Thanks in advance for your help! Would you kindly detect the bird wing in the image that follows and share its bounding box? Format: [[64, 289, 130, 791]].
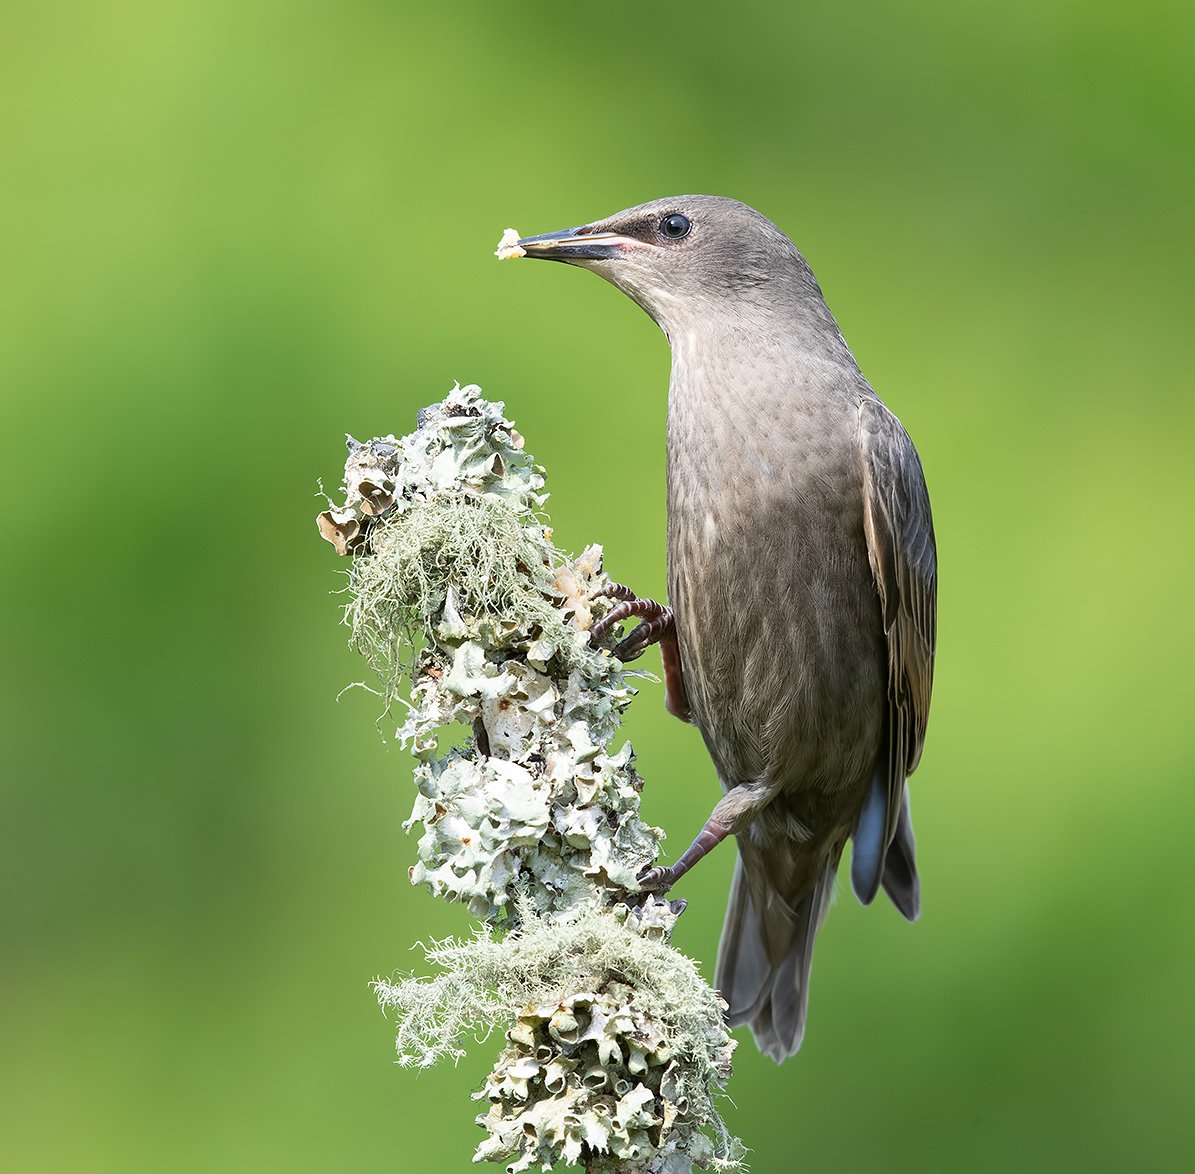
[[858, 396, 937, 856]]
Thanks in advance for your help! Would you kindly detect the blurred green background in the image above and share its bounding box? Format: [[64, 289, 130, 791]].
[[2, 0, 1192, 1170]]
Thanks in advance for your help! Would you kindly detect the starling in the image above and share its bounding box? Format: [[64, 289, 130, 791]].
[[505, 196, 936, 1061]]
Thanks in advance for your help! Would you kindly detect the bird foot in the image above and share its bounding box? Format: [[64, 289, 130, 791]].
[[590, 583, 674, 662], [636, 817, 732, 895], [636, 862, 679, 894]]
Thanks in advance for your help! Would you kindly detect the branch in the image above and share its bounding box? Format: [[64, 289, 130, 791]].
[[317, 383, 744, 1172]]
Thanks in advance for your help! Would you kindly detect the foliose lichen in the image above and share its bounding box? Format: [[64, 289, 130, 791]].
[[318, 383, 742, 1172]]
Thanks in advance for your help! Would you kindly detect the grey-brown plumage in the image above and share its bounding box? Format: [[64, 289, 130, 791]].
[[512, 196, 937, 1061]]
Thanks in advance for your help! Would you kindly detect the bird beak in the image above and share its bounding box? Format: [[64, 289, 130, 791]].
[[517, 225, 645, 263]]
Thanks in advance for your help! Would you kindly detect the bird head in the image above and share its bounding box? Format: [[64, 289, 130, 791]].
[[514, 195, 815, 336]]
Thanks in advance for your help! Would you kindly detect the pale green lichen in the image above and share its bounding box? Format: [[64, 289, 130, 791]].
[[373, 899, 744, 1173], [349, 497, 572, 693], [319, 384, 743, 1172], [322, 383, 663, 919]]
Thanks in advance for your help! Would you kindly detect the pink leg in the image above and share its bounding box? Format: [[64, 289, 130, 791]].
[[591, 582, 692, 723], [638, 817, 731, 894], [659, 630, 692, 723]]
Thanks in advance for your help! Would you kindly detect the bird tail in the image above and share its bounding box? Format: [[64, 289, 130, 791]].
[[715, 851, 838, 1063]]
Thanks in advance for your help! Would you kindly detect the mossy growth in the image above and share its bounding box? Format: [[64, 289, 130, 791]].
[[348, 494, 564, 701], [374, 899, 744, 1173]]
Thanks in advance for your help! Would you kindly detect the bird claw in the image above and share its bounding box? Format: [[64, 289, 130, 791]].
[[636, 862, 678, 894], [590, 583, 674, 663]]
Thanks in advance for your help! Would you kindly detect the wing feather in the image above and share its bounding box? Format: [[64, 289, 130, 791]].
[[858, 397, 937, 857]]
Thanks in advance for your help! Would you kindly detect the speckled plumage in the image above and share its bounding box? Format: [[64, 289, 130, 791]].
[[514, 196, 937, 1062]]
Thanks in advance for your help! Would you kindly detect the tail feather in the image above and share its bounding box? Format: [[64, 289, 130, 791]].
[[715, 857, 770, 1021], [716, 854, 838, 1063]]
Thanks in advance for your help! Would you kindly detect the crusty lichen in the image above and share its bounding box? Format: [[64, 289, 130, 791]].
[[319, 384, 742, 1171]]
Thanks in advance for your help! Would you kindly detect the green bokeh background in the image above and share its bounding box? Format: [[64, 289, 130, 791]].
[[3, 1, 1192, 1170]]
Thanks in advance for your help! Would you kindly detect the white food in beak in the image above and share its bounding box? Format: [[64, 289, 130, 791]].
[[494, 227, 525, 260]]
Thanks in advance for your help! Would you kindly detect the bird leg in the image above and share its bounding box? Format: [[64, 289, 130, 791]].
[[590, 583, 692, 722], [638, 782, 773, 893], [638, 817, 731, 894]]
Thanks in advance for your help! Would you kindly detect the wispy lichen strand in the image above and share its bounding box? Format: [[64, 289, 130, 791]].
[[318, 383, 742, 1172]]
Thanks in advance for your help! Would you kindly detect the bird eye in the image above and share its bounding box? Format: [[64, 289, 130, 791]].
[[659, 213, 691, 240]]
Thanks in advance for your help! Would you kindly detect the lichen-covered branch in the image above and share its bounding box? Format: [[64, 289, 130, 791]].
[[317, 383, 743, 1172]]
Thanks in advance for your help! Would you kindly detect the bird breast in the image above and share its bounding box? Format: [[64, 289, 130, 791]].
[[665, 341, 887, 807]]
